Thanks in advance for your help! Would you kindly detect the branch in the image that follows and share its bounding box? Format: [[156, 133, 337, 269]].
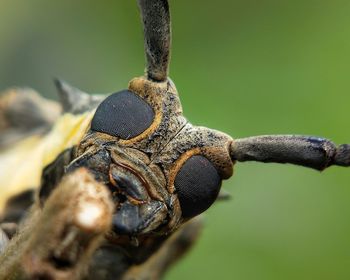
[[0, 168, 113, 280]]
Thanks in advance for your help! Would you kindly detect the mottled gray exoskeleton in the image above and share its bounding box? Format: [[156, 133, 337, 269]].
[[0, 0, 349, 279]]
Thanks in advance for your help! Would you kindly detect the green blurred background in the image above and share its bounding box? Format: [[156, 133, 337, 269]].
[[1, 0, 350, 279]]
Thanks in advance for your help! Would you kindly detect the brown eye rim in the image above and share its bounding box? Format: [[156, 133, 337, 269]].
[[119, 91, 162, 145], [167, 148, 202, 194], [171, 152, 222, 218], [91, 90, 155, 140], [90, 89, 164, 144], [167, 143, 233, 192], [120, 77, 165, 145]]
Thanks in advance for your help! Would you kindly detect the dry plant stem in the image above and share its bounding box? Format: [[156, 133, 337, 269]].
[[0, 168, 114, 280]]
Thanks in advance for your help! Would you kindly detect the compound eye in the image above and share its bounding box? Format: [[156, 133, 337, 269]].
[[174, 155, 221, 218], [91, 90, 154, 140]]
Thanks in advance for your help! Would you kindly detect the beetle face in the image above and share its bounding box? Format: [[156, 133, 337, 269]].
[[68, 76, 235, 237]]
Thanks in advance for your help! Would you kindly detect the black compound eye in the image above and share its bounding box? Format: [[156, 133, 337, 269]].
[[91, 90, 154, 140], [174, 155, 221, 218]]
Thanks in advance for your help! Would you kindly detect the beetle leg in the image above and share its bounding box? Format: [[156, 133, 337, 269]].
[[230, 135, 350, 171], [121, 216, 204, 280]]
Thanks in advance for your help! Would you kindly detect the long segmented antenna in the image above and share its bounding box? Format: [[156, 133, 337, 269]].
[[138, 0, 171, 82], [230, 135, 350, 171]]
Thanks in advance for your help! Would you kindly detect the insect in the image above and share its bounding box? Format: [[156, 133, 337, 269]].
[[0, 0, 349, 279]]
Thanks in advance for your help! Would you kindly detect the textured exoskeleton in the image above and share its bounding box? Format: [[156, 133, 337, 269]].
[[0, 0, 349, 279]]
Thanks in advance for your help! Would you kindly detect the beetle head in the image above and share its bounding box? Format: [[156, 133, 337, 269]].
[[67, 76, 234, 237]]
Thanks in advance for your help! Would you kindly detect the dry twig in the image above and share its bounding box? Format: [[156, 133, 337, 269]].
[[0, 168, 113, 280]]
